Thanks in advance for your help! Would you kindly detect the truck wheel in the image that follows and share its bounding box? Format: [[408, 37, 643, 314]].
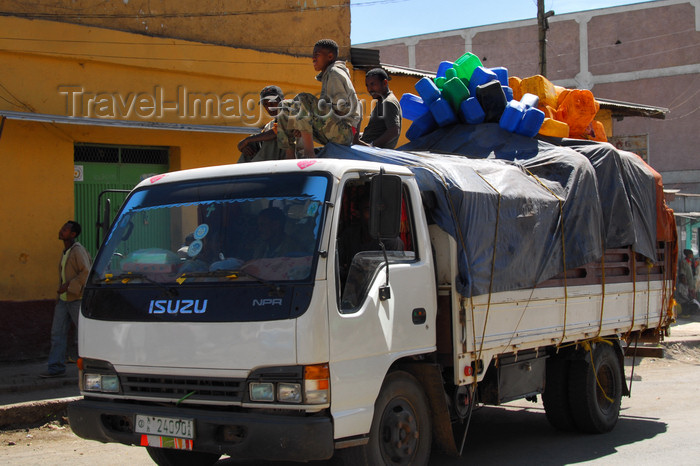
[[145, 447, 220, 466], [567, 343, 623, 433], [542, 356, 575, 431], [340, 371, 432, 465]]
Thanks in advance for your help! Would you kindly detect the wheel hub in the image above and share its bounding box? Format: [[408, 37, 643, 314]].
[[380, 399, 420, 464]]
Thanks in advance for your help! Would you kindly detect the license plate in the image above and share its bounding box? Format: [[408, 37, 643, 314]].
[[135, 415, 194, 440]]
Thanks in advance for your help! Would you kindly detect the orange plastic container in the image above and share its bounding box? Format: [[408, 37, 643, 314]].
[[555, 89, 599, 134], [589, 120, 607, 142], [557, 89, 571, 108], [520, 75, 558, 110], [538, 118, 570, 138], [542, 105, 557, 120], [572, 119, 608, 141], [508, 76, 522, 101], [554, 85, 567, 106]]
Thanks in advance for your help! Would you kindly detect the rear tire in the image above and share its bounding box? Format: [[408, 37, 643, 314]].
[[567, 343, 623, 433], [542, 356, 575, 431], [145, 447, 220, 466], [340, 371, 432, 465]]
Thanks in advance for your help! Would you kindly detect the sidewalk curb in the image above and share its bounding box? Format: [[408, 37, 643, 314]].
[[0, 396, 82, 429], [0, 378, 77, 396]]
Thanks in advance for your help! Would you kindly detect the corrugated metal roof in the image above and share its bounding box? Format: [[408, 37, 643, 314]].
[[597, 98, 668, 120], [380, 64, 436, 79]]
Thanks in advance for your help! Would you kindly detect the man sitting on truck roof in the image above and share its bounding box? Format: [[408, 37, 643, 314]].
[[237, 85, 286, 163], [275, 39, 362, 159], [355, 68, 402, 149]]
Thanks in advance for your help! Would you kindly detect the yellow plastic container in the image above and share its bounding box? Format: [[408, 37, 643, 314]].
[[508, 76, 522, 101], [556, 89, 599, 134], [543, 105, 557, 120], [538, 118, 570, 138], [520, 75, 558, 109]]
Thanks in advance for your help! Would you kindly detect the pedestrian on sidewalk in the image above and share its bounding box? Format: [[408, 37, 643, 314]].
[[41, 221, 91, 378]]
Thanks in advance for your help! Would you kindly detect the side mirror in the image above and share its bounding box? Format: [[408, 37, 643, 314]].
[[369, 170, 402, 240]]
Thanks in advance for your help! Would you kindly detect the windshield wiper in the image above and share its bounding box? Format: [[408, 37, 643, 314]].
[[96, 272, 179, 297], [179, 269, 284, 296]]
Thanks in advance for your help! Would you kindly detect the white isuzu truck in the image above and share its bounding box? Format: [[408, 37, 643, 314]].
[[68, 132, 676, 466]]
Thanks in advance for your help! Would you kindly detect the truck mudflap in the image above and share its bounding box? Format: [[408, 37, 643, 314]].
[[405, 363, 460, 457], [68, 399, 334, 462]]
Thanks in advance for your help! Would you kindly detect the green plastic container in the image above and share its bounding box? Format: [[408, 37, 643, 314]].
[[453, 52, 482, 81], [441, 77, 470, 112]]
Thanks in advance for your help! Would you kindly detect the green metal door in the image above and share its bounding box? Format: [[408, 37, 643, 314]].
[[74, 144, 169, 258]]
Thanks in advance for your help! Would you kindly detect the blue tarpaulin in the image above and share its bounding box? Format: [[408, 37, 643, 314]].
[[318, 123, 657, 298]]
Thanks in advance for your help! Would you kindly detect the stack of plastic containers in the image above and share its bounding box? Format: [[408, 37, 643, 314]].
[[399, 53, 555, 140]]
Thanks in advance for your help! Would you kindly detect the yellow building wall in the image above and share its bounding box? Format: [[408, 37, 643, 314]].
[[0, 119, 252, 301], [0, 1, 351, 57], [0, 14, 426, 301], [0, 15, 364, 302]]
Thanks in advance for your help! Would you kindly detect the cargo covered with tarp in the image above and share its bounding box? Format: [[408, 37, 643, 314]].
[[318, 123, 665, 298]]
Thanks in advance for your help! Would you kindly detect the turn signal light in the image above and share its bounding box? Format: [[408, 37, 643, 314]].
[[304, 363, 330, 404]]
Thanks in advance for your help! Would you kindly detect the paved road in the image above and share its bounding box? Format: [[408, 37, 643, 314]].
[[2, 352, 699, 465]]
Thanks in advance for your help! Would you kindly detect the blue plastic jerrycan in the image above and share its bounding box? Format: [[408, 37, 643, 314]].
[[436, 61, 454, 79], [415, 77, 441, 106], [520, 93, 540, 109], [499, 100, 525, 132], [468, 67, 499, 97], [491, 67, 509, 86], [502, 86, 514, 101], [460, 97, 485, 125], [400, 93, 430, 121], [515, 107, 546, 137], [406, 111, 438, 140], [429, 97, 458, 127]]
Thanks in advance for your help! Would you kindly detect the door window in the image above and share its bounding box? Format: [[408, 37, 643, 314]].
[[336, 180, 416, 312]]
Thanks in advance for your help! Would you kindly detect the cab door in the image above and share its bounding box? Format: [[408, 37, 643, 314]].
[[327, 174, 436, 439]]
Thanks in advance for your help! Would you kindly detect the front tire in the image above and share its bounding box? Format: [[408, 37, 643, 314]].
[[567, 342, 623, 433], [341, 371, 432, 465], [145, 447, 220, 466]]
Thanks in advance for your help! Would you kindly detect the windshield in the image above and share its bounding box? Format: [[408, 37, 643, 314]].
[[91, 172, 330, 286]]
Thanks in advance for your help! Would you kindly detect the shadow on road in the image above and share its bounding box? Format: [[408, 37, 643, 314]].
[[430, 404, 667, 465], [214, 403, 666, 466]]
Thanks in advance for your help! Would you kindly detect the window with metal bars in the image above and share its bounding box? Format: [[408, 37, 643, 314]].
[[74, 143, 169, 164]]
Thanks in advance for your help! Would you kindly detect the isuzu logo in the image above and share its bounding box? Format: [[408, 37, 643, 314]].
[[252, 298, 283, 306], [148, 299, 208, 314]]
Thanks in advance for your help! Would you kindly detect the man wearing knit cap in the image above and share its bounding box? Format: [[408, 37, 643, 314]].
[[237, 85, 286, 163]]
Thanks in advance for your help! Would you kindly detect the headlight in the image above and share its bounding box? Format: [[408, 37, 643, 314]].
[[249, 382, 275, 402], [277, 383, 302, 403], [246, 364, 330, 405], [83, 373, 121, 393]]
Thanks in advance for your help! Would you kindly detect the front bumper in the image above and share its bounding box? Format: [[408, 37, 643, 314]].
[[68, 398, 334, 462]]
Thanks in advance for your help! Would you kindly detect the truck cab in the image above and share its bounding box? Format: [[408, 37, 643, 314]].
[[69, 159, 437, 464]]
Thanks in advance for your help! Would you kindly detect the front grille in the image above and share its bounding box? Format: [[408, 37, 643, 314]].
[[120, 373, 245, 403]]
